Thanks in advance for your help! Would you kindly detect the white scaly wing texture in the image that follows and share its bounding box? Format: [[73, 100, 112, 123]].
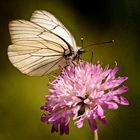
[[8, 10, 77, 76], [31, 10, 77, 52]]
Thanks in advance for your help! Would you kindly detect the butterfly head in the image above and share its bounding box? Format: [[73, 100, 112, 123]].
[[72, 47, 85, 61], [77, 48, 85, 55]]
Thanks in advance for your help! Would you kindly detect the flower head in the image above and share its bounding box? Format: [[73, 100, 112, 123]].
[[41, 62, 129, 135]]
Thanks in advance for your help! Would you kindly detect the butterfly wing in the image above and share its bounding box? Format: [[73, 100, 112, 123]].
[[8, 10, 77, 76], [31, 10, 77, 52]]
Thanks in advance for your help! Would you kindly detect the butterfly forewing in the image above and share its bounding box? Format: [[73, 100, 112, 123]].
[[8, 10, 77, 76], [31, 10, 77, 52]]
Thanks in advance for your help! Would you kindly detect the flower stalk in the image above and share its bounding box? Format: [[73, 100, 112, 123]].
[[94, 131, 98, 140]]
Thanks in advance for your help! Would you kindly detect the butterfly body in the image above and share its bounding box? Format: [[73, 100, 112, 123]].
[[8, 10, 84, 76]]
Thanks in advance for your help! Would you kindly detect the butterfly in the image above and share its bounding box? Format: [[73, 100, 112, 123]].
[[8, 10, 84, 76]]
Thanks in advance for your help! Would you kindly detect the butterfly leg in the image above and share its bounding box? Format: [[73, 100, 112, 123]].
[[91, 51, 93, 63]]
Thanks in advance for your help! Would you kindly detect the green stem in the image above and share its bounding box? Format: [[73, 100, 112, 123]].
[[94, 131, 98, 140]]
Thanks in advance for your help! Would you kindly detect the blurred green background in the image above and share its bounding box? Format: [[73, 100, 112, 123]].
[[0, 0, 140, 140]]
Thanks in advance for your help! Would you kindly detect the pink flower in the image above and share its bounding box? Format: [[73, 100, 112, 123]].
[[40, 62, 129, 135]]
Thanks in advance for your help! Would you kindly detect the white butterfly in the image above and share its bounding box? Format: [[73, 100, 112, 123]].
[[8, 10, 84, 76]]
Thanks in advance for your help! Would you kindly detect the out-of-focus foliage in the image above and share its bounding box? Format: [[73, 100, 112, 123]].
[[0, 0, 139, 140]]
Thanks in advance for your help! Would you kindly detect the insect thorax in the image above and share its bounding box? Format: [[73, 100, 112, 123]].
[[65, 47, 84, 61]]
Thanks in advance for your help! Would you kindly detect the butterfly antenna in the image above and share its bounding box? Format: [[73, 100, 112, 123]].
[[81, 38, 84, 48], [84, 40, 114, 49]]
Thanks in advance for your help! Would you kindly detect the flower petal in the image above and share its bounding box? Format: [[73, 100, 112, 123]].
[[99, 116, 107, 125], [97, 105, 104, 116], [102, 76, 128, 89], [107, 86, 128, 96], [75, 119, 84, 128], [106, 67, 119, 81], [88, 118, 98, 132], [113, 96, 129, 105], [104, 101, 118, 109], [60, 123, 69, 135], [51, 123, 58, 133]]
